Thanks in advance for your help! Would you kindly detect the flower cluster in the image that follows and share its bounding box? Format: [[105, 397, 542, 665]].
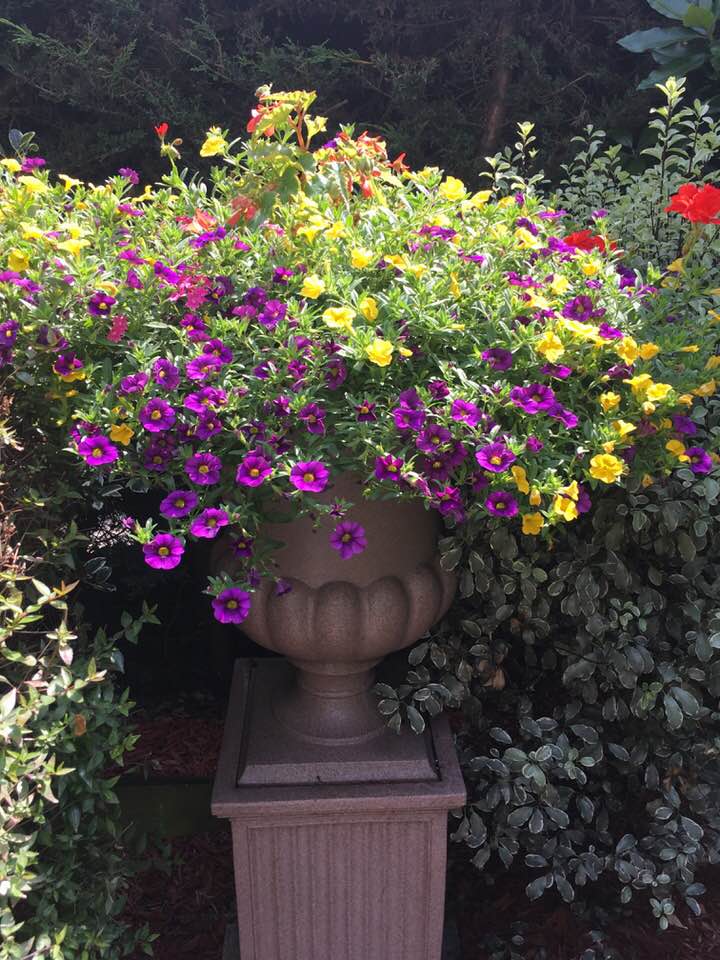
[[2, 87, 717, 622]]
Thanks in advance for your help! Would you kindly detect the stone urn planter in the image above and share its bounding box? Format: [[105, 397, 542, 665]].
[[211, 473, 466, 960]]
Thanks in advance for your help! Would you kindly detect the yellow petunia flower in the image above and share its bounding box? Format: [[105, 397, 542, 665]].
[[296, 215, 328, 242], [300, 274, 325, 299], [589, 454, 624, 484], [450, 273, 462, 298], [694, 379, 717, 397], [514, 227, 541, 250], [613, 420, 636, 437], [550, 275, 570, 295], [325, 221, 345, 240], [666, 439, 686, 458], [641, 474, 654, 488], [0, 158, 20, 173], [679, 344, 699, 353], [199, 127, 228, 157], [678, 393, 693, 405], [706, 355, 720, 370], [627, 373, 652, 396], [466, 190, 492, 208], [639, 343, 660, 360], [602, 441, 616, 453], [642, 401, 656, 416], [529, 487, 542, 507], [536, 331, 565, 364], [497, 196, 516, 209], [358, 296, 379, 321], [350, 247, 374, 269], [511, 465, 530, 494], [405, 263, 428, 279], [522, 513, 545, 535], [438, 176, 467, 202], [18, 175, 48, 194], [365, 338, 394, 367], [58, 173, 82, 190], [398, 346, 413, 357], [322, 306, 356, 332], [615, 336, 639, 365], [20, 222, 44, 240], [599, 391, 620, 412], [581, 259, 601, 277], [7, 249, 29, 272], [666, 258, 685, 273], [109, 423, 134, 446], [553, 481, 580, 521], [56, 238, 90, 256], [645, 382, 672, 402]]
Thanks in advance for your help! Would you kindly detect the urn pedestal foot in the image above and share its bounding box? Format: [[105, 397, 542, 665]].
[[212, 659, 466, 960]]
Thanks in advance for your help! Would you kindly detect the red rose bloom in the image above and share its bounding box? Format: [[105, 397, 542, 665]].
[[665, 183, 720, 224]]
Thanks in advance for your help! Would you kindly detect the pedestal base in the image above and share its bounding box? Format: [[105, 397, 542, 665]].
[[212, 659, 466, 960]]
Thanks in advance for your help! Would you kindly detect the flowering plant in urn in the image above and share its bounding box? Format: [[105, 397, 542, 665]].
[[2, 86, 718, 634]]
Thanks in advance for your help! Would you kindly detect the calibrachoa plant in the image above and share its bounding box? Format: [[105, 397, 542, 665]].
[[2, 87, 719, 623]]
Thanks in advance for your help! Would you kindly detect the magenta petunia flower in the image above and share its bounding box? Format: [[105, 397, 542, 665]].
[[330, 521, 367, 559], [186, 354, 222, 381], [355, 400, 377, 422], [451, 399, 481, 427], [433, 486, 465, 522], [185, 451, 222, 485], [289, 460, 329, 492], [118, 166, 140, 184], [685, 447, 713, 475], [139, 397, 176, 432], [212, 588, 251, 624], [562, 295, 593, 322], [475, 442, 516, 473], [159, 490, 198, 519], [77, 435, 119, 466], [152, 358, 181, 390], [509, 384, 556, 414], [258, 299, 288, 330], [485, 491, 519, 517], [526, 436, 544, 453], [598, 322, 624, 340], [482, 348, 513, 372], [202, 338, 233, 365], [118, 371, 148, 394], [143, 533, 184, 570], [416, 424, 452, 453], [428, 379, 450, 400], [298, 403, 326, 435], [189, 507, 230, 539], [235, 453, 273, 487], [88, 291, 117, 316], [184, 386, 227, 414], [375, 454, 404, 482], [548, 403, 579, 429], [541, 363, 573, 379]]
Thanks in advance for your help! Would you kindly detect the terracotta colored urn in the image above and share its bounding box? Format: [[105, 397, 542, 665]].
[[213, 473, 457, 748]]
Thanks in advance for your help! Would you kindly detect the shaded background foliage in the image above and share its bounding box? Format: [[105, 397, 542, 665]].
[[0, 0, 667, 183]]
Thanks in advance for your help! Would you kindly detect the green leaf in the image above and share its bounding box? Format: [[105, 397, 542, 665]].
[[647, 0, 692, 20], [683, 4, 716, 32], [618, 26, 698, 52], [638, 52, 709, 86]]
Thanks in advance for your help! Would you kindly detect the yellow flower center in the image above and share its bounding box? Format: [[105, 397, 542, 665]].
[[92, 447, 102, 458], [341, 533, 352, 543], [151, 410, 162, 420], [250, 468, 260, 477], [227, 599, 238, 609], [199, 465, 209, 474], [158, 546, 170, 557], [303, 472, 315, 483], [490, 456, 502, 465]]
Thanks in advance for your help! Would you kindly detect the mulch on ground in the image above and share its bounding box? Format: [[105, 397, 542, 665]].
[[122, 713, 720, 960]]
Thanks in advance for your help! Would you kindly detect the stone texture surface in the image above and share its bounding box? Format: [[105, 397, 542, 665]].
[[212, 659, 466, 960]]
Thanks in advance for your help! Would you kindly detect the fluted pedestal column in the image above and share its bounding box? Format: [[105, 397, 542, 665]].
[[212, 659, 465, 960]]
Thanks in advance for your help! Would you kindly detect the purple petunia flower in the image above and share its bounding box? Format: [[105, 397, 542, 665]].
[[88, 291, 117, 317], [272, 266, 294, 284], [475, 442, 516, 473], [433, 486, 466, 523], [393, 405, 425, 432], [185, 451, 222, 485], [152, 358, 180, 390], [562, 295, 593, 323], [423, 455, 452, 482], [77, 435, 118, 466], [355, 401, 377, 422], [126, 268, 144, 290], [190, 507, 230, 539], [243, 286, 268, 309], [118, 167, 140, 184], [52, 352, 84, 377], [428, 379, 450, 400], [598, 322, 624, 340], [685, 447, 713, 475], [526, 436, 544, 453], [202, 338, 233, 365], [606, 364, 632, 381], [186, 354, 222, 381], [258, 299, 288, 330], [548, 403, 579, 429], [159, 490, 198, 519], [451, 399, 481, 427], [212, 588, 251, 624], [235, 452, 273, 487], [184, 386, 227, 414], [143, 443, 173, 472], [672, 415, 697, 436], [180, 313, 209, 341], [484, 491, 519, 517], [298, 403, 325, 435], [540, 363, 573, 379], [0, 319, 19, 346], [230, 535, 254, 558], [482, 348, 513, 372], [195, 411, 223, 439], [509, 384, 556, 414], [139, 397, 176, 433], [375, 454, 404, 482], [416, 424, 452, 453], [143, 533, 184, 570], [289, 460, 329, 493], [325, 358, 347, 390], [330, 521, 367, 559]]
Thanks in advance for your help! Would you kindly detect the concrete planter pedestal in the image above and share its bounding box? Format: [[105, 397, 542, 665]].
[[212, 659, 465, 960], [211, 474, 465, 958]]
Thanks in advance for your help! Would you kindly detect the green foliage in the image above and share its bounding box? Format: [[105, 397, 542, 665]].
[[619, 0, 720, 90], [0, 576, 157, 959], [0, 0, 656, 182]]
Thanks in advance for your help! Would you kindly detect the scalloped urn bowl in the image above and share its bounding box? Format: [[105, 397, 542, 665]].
[[212, 474, 457, 746]]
